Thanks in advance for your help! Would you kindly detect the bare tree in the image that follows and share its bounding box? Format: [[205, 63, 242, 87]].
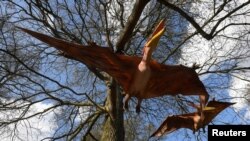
[[1, 0, 250, 141]]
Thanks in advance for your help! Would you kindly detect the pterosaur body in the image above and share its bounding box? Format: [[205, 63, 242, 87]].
[[151, 100, 234, 137], [18, 20, 209, 114]]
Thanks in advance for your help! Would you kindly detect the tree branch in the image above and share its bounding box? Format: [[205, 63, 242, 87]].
[[199, 66, 250, 75], [210, 0, 250, 36], [116, 0, 150, 53], [158, 0, 213, 40], [158, 0, 250, 40]]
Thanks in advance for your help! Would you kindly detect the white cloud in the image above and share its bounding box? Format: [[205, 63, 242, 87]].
[[0, 102, 57, 141]]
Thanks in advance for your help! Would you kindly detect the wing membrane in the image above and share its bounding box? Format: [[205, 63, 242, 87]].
[[151, 100, 234, 137], [17, 27, 133, 88]]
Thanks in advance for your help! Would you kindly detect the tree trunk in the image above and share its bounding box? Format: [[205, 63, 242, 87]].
[[101, 77, 124, 141]]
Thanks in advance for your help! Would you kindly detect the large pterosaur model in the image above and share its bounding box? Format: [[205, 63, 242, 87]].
[[17, 20, 209, 121], [151, 100, 234, 137]]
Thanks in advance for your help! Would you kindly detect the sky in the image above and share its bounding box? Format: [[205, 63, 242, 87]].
[[1, 1, 250, 141]]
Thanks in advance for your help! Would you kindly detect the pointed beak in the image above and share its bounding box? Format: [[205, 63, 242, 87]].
[[145, 20, 166, 48]]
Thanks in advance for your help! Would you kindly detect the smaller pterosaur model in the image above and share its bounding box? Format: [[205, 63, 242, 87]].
[[17, 20, 209, 122], [150, 100, 235, 137]]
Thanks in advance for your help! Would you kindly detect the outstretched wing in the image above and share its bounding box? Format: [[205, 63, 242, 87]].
[[151, 100, 234, 137], [150, 114, 195, 137], [17, 27, 134, 88]]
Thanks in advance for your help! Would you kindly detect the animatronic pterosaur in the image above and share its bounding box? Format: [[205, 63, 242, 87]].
[[17, 20, 209, 119], [151, 100, 234, 137]]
